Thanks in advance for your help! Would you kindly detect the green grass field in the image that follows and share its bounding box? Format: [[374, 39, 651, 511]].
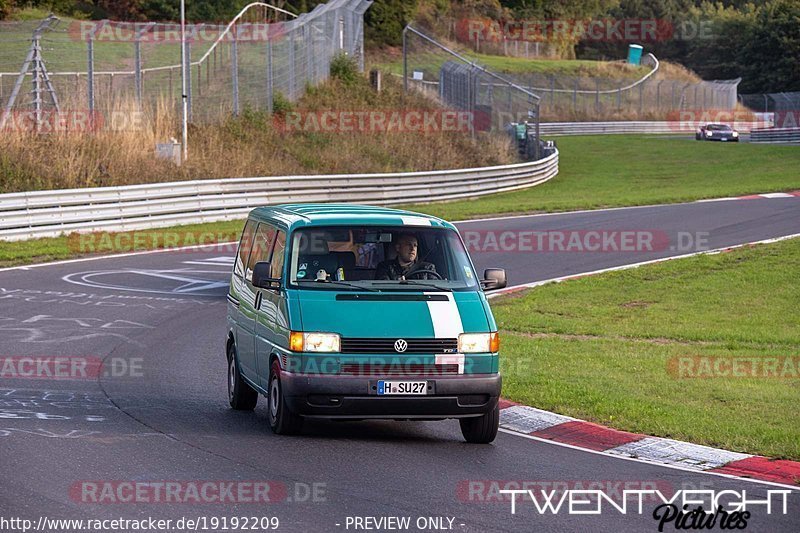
[[495, 238, 800, 460], [408, 135, 800, 220]]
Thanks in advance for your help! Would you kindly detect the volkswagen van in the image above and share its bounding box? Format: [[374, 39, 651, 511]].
[[225, 204, 506, 443]]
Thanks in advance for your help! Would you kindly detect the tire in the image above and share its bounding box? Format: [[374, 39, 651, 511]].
[[459, 403, 499, 444], [267, 360, 303, 435], [228, 344, 258, 410]]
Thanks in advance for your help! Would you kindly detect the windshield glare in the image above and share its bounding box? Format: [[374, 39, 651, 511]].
[[288, 226, 479, 291]]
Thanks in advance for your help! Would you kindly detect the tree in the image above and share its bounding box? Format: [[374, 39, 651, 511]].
[[0, 0, 13, 20], [365, 0, 419, 47], [738, 0, 800, 92]]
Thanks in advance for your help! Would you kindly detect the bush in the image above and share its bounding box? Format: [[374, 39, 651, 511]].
[[272, 92, 293, 115], [329, 54, 360, 85], [0, 0, 12, 19]]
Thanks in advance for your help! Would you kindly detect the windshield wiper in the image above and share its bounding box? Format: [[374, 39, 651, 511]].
[[299, 279, 380, 292], [395, 280, 452, 292]]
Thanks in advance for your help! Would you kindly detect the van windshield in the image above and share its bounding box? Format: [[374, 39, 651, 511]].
[[288, 226, 479, 291]]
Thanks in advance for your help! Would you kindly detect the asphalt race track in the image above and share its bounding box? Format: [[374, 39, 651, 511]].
[[1, 197, 798, 532]]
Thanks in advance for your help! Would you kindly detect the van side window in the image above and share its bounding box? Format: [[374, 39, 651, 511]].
[[246, 223, 277, 282], [234, 220, 257, 279], [271, 231, 286, 279]]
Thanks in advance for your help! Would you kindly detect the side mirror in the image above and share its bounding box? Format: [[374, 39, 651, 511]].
[[252, 261, 281, 290], [481, 268, 507, 291]]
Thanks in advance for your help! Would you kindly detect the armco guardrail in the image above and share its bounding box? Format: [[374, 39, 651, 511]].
[[750, 127, 800, 144], [0, 150, 558, 241], [540, 121, 763, 136]]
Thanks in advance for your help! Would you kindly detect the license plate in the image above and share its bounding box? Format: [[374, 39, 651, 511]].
[[721, 138, 727, 141], [377, 380, 427, 395]]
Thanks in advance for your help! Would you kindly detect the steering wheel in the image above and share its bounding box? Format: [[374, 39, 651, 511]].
[[405, 268, 444, 280]]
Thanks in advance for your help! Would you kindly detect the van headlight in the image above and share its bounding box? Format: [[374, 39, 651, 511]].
[[458, 332, 500, 353], [290, 331, 340, 352]]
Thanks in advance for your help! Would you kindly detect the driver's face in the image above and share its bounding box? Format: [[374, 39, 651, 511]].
[[395, 236, 418, 264]]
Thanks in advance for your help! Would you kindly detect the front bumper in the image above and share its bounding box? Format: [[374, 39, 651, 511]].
[[281, 371, 502, 419]]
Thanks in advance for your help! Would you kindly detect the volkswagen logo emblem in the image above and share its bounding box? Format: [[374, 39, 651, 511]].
[[394, 339, 408, 353]]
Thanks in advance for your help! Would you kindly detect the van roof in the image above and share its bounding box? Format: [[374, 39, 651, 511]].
[[250, 203, 455, 230]]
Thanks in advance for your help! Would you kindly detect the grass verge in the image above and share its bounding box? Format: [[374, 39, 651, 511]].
[[407, 135, 800, 220], [495, 238, 800, 460]]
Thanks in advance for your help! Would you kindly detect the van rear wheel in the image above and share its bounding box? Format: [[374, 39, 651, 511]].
[[227, 345, 257, 410], [459, 403, 499, 444], [268, 360, 303, 435]]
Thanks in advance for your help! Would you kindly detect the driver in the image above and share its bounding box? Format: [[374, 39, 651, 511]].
[[375, 233, 438, 280]]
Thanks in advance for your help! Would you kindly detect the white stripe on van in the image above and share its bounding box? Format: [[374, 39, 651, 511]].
[[436, 354, 465, 374], [425, 292, 463, 339]]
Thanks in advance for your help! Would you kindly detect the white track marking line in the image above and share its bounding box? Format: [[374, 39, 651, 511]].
[[488, 233, 800, 299], [760, 192, 794, 198]]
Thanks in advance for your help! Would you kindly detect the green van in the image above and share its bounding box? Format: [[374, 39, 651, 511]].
[[225, 204, 507, 443]]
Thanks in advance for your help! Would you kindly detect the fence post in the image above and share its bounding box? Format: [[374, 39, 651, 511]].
[[289, 27, 296, 99], [656, 80, 663, 110], [87, 37, 94, 118], [305, 23, 312, 85], [639, 80, 644, 115], [134, 38, 142, 110], [402, 27, 408, 93], [266, 37, 273, 113], [595, 78, 600, 111], [617, 84, 621, 112], [671, 82, 676, 108], [232, 26, 239, 116], [573, 78, 578, 113], [185, 40, 192, 122]]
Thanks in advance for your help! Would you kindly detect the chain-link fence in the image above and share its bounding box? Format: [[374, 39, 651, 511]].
[[401, 24, 740, 122], [402, 25, 541, 150], [739, 92, 800, 113], [0, 0, 372, 129], [502, 69, 740, 120]]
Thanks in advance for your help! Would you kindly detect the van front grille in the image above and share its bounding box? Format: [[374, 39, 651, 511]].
[[340, 338, 458, 354], [340, 363, 459, 376]]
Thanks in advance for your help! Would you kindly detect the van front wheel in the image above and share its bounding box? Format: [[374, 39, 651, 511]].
[[268, 360, 303, 435], [459, 403, 499, 444], [228, 345, 258, 410]]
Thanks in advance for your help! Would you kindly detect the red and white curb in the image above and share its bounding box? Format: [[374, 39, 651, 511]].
[[697, 190, 800, 202], [498, 400, 800, 487]]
